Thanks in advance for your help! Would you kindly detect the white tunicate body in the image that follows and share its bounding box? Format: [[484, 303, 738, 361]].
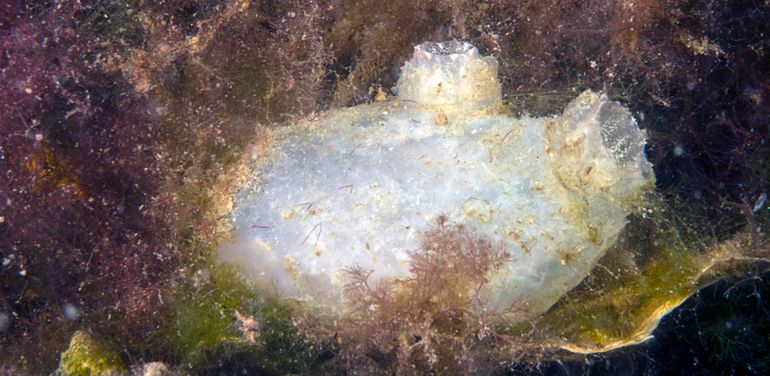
[[220, 42, 654, 318]]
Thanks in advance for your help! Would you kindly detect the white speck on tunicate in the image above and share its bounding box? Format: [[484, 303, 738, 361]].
[[673, 144, 685, 156], [63, 303, 80, 320]]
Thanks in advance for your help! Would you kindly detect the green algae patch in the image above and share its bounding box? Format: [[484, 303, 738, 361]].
[[57, 330, 125, 376], [162, 262, 320, 373], [255, 298, 320, 375], [168, 263, 258, 365]]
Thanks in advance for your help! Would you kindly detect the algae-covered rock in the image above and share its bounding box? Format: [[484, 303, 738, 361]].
[[57, 330, 125, 376]]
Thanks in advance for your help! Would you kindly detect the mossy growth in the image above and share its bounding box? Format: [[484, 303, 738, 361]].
[[217, 55, 270, 118], [256, 298, 319, 374], [176, 297, 321, 375], [56, 330, 125, 376], [81, 0, 145, 51], [161, 262, 321, 374], [166, 263, 258, 365]]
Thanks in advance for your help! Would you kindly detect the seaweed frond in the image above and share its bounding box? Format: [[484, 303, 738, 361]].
[[331, 217, 513, 374]]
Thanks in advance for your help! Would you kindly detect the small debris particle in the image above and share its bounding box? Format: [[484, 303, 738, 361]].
[[754, 193, 767, 212], [63, 303, 80, 320], [375, 87, 388, 102], [433, 111, 448, 125]]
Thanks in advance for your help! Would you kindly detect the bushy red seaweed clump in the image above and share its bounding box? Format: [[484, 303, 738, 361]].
[[326, 219, 513, 374]]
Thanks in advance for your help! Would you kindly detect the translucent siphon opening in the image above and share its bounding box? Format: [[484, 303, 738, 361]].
[[421, 41, 473, 56]]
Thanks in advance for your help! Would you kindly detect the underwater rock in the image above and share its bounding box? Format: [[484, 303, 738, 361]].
[[57, 330, 125, 376], [221, 41, 654, 318]]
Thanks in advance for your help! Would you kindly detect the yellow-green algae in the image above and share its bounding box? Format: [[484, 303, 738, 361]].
[[528, 196, 767, 353], [167, 263, 258, 365], [57, 331, 125, 376], [160, 262, 319, 374]]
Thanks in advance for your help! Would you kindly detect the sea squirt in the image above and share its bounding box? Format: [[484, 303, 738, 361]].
[[220, 41, 655, 319]]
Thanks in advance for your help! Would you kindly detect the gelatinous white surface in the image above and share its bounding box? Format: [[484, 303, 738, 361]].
[[396, 41, 502, 113], [220, 42, 655, 318]]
